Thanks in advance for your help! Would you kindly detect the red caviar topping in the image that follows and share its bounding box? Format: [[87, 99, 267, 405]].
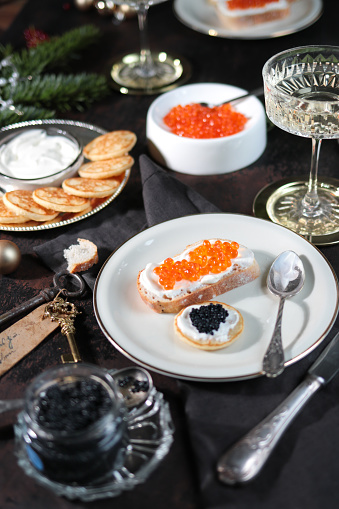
[[227, 0, 280, 9], [154, 240, 239, 290], [163, 103, 248, 139]]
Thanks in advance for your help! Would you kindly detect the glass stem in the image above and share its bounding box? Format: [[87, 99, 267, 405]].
[[302, 137, 322, 213], [137, 4, 156, 78]]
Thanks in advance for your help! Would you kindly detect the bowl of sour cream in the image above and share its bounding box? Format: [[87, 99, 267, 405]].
[[0, 126, 83, 192]]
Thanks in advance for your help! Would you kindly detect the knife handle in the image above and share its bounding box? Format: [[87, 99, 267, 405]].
[[217, 373, 323, 485]]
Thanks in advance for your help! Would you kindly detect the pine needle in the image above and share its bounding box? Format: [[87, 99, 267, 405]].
[[11, 25, 102, 76], [0, 105, 55, 128], [0, 25, 111, 127], [10, 73, 110, 111]]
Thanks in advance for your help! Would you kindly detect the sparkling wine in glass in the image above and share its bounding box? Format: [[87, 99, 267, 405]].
[[110, 0, 190, 95], [262, 45, 339, 238]]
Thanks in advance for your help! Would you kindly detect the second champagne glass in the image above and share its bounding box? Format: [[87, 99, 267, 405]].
[[110, 0, 190, 95], [262, 45, 339, 239]]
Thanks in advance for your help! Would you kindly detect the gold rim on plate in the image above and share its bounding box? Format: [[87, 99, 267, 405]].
[[93, 213, 339, 381]]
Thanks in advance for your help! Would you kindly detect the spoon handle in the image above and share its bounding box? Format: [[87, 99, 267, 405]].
[[0, 398, 24, 415], [226, 86, 264, 105], [200, 86, 264, 108], [262, 296, 286, 377]]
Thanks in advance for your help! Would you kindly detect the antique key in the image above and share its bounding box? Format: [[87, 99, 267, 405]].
[[0, 270, 86, 329], [44, 296, 82, 363]]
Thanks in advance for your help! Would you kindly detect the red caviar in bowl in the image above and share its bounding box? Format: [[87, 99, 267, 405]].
[[153, 240, 239, 290], [163, 103, 248, 139]]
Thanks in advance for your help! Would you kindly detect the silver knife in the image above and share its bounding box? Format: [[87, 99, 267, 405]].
[[217, 330, 339, 485]]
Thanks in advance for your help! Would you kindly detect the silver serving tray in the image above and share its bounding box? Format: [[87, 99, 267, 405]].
[[0, 119, 131, 232]]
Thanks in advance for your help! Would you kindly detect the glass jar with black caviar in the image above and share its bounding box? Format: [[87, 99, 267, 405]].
[[15, 363, 128, 485]]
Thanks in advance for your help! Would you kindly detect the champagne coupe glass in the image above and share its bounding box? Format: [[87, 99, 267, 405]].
[[262, 45, 339, 238], [110, 0, 190, 95]]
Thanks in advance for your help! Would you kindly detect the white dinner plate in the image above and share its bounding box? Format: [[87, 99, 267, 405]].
[[173, 0, 323, 39], [94, 213, 338, 381]]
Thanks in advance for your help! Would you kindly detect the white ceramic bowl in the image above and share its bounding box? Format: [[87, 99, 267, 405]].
[[146, 82, 267, 175], [0, 126, 83, 192]]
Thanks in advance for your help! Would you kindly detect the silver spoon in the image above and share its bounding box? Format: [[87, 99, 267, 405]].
[[0, 367, 153, 415], [262, 251, 305, 378], [111, 366, 153, 408], [200, 86, 263, 108]]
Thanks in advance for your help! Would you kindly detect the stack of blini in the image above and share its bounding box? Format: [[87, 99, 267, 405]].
[[0, 130, 136, 225]]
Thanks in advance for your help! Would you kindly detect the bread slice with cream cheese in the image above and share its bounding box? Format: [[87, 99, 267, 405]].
[[137, 239, 260, 314]]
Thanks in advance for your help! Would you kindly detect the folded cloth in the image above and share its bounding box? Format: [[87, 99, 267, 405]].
[[179, 326, 339, 509], [34, 196, 146, 290], [141, 154, 219, 227], [35, 155, 339, 509], [34, 154, 219, 289]]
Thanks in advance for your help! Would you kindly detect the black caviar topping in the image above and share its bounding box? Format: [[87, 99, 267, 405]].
[[189, 303, 228, 335], [35, 379, 112, 432], [118, 375, 149, 393]]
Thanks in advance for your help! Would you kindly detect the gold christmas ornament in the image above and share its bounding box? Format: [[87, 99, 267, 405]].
[[114, 4, 136, 18], [94, 0, 135, 18], [74, 0, 94, 11], [94, 0, 116, 15], [0, 240, 21, 275]]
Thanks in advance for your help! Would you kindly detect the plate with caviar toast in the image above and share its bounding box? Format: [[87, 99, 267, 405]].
[[0, 120, 135, 231], [174, 0, 323, 40], [94, 213, 338, 381]]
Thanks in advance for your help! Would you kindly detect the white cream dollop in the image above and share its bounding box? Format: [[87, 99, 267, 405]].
[[271, 251, 301, 291], [0, 129, 79, 179], [177, 303, 240, 344], [139, 239, 254, 300]]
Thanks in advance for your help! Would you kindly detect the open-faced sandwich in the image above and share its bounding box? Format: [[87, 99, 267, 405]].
[[137, 239, 260, 314]]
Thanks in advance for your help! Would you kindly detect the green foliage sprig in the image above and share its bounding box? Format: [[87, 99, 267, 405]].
[[10, 25, 103, 75], [11, 73, 109, 112], [0, 105, 55, 127], [0, 25, 111, 128]]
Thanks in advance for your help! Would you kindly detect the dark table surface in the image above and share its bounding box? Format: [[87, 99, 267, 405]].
[[1, 1, 339, 508]]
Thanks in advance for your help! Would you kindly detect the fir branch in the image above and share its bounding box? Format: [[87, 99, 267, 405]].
[[7, 73, 110, 112], [0, 44, 14, 61], [10, 25, 102, 76], [0, 105, 55, 128], [0, 25, 109, 128]]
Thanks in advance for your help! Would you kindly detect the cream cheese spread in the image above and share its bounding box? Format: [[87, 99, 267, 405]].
[[176, 303, 240, 344], [139, 239, 254, 300], [0, 129, 79, 179], [271, 250, 301, 291], [217, 0, 289, 17]]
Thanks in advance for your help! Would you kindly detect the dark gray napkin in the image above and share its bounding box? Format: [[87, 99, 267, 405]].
[[34, 198, 147, 290], [141, 154, 219, 227], [35, 155, 339, 509], [180, 326, 339, 509], [34, 154, 219, 289]]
